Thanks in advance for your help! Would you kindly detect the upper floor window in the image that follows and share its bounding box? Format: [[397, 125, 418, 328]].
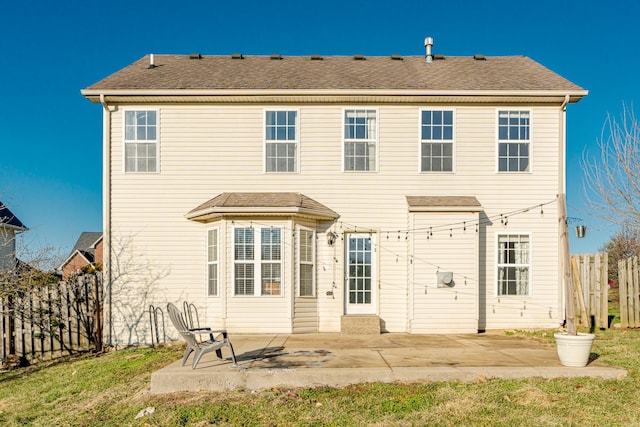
[[207, 229, 218, 296], [344, 109, 377, 171], [498, 110, 530, 172], [234, 227, 282, 296], [265, 110, 297, 173], [497, 234, 530, 296], [124, 110, 157, 173], [421, 110, 454, 172]]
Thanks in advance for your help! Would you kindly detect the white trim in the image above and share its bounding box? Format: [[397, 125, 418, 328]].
[[495, 108, 533, 174], [296, 226, 316, 297], [418, 108, 456, 173], [83, 88, 589, 98], [495, 232, 532, 297], [263, 108, 300, 174], [342, 108, 379, 173], [344, 232, 378, 315], [58, 249, 93, 271], [206, 227, 219, 297], [232, 225, 285, 297], [121, 107, 160, 174]]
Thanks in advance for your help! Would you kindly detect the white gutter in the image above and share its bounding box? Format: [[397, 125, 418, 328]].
[[99, 94, 113, 348], [407, 206, 483, 213], [81, 88, 590, 98]]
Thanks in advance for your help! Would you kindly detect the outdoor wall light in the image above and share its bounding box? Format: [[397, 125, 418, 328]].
[[327, 231, 338, 246], [575, 225, 587, 239]]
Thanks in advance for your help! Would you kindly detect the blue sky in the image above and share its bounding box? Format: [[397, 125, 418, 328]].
[[1, 0, 637, 262]]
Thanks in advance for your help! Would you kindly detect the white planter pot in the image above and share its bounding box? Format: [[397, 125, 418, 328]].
[[554, 332, 596, 367]]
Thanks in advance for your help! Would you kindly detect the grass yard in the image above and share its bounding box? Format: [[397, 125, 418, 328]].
[[1, 328, 639, 426]]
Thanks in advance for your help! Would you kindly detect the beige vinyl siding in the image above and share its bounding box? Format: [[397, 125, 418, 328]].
[[410, 212, 479, 333], [107, 104, 562, 342], [293, 298, 318, 332]]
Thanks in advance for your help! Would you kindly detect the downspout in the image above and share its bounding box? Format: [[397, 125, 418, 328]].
[[560, 94, 570, 192], [558, 94, 570, 328], [100, 94, 113, 348]]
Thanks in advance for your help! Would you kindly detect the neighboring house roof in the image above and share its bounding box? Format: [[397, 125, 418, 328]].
[[406, 196, 483, 212], [82, 54, 587, 103], [0, 202, 26, 231], [187, 192, 340, 222], [59, 232, 103, 271]]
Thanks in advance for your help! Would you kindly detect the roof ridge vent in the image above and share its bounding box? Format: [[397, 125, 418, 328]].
[[189, 53, 202, 59], [310, 54, 323, 60], [434, 54, 445, 60], [231, 53, 244, 59], [270, 54, 282, 60], [473, 54, 486, 60], [353, 54, 365, 60], [390, 54, 403, 60]]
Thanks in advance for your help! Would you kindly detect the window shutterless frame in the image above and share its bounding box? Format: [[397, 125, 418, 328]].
[[419, 108, 456, 173], [342, 108, 379, 172], [206, 227, 219, 296], [297, 227, 316, 297], [122, 108, 160, 173], [233, 226, 284, 296], [496, 109, 532, 173], [263, 108, 300, 173], [495, 232, 532, 296]]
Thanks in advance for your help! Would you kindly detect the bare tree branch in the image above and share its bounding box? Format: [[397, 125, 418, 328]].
[[582, 104, 640, 229]]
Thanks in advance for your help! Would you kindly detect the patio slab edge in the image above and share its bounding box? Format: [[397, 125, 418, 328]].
[[150, 365, 627, 394]]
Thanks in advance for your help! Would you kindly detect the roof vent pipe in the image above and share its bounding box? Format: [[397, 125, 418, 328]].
[[424, 37, 434, 63], [149, 54, 156, 69]]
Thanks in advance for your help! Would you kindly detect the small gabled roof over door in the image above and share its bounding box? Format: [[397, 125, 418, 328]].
[[406, 196, 482, 212]]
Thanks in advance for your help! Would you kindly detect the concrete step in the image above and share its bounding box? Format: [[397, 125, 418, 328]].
[[341, 315, 381, 334]]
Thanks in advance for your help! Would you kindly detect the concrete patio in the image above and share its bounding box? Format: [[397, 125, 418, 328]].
[[150, 332, 627, 393]]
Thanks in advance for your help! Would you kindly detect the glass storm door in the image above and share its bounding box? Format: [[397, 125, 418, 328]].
[[345, 233, 377, 315]]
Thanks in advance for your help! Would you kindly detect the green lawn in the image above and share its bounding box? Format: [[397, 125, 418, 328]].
[[1, 328, 638, 426]]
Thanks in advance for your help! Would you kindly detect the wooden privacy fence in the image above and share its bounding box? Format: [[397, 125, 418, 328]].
[[0, 273, 102, 364], [570, 253, 609, 329], [618, 256, 640, 328]]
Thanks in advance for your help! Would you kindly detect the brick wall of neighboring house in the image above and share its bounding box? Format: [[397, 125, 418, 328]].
[[94, 239, 103, 265], [62, 252, 90, 280]]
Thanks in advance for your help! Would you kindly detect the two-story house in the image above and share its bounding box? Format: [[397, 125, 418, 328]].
[[82, 41, 587, 346], [0, 202, 26, 273]]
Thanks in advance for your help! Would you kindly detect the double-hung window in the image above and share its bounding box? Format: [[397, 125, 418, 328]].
[[498, 110, 530, 172], [234, 227, 283, 296], [265, 110, 297, 172], [298, 229, 315, 297], [344, 109, 377, 171], [421, 110, 454, 172], [497, 234, 530, 296], [124, 110, 158, 173], [207, 229, 219, 296]]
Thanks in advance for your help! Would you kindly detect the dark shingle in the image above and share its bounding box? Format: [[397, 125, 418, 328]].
[[0, 202, 26, 230], [84, 55, 585, 93]]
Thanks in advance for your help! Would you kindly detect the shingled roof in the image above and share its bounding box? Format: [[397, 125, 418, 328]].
[[187, 192, 339, 222], [406, 196, 483, 212], [0, 202, 26, 230], [82, 54, 586, 101]]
